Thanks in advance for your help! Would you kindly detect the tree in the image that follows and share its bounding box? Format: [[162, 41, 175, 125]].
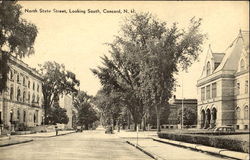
[[46, 102, 69, 125], [93, 89, 124, 128], [0, 1, 38, 92], [177, 107, 197, 126], [74, 91, 98, 130], [92, 12, 205, 132], [39, 61, 80, 124]]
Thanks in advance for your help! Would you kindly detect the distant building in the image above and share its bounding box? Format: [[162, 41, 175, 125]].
[[0, 55, 44, 132], [197, 30, 249, 130], [59, 94, 75, 129], [162, 96, 197, 129]]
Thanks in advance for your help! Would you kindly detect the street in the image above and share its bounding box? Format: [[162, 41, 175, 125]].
[[0, 127, 235, 160], [0, 128, 151, 160]]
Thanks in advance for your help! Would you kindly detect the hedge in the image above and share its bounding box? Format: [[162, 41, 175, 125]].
[[158, 132, 249, 153]]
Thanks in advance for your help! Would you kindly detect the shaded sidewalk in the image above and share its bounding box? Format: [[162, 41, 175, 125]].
[[0, 130, 75, 147], [115, 130, 249, 160]]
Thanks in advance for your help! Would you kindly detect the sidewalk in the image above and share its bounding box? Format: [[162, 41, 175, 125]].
[[115, 130, 249, 160], [0, 136, 33, 147], [15, 130, 75, 138], [0, 130, 75, 147]]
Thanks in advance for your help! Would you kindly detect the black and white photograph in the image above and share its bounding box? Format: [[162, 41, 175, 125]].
[[0, 1, 249, 160]]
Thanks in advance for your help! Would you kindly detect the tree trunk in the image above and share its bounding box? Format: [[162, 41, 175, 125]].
[[156, 110, 161, 132], [127, 112, 130, 130], [134, 123, 137, 131]]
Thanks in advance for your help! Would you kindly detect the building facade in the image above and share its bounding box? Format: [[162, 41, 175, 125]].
[[197, 30, 249, 130], [59, 94, 74, 129], [0, 55, 44, 132], [163, 96, 197, 129]]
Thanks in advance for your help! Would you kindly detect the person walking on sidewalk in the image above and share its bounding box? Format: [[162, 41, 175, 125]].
[[55, 125, 58, 136]]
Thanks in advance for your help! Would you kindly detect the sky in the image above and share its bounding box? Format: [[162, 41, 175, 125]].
[[19, 1, 249, 98]]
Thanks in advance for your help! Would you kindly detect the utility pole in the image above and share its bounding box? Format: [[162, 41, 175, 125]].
[[181, 75, 184, 129]]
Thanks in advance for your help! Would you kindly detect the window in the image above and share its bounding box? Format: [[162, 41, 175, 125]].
[[32, 94, 35, 103], [23, 77, 26, 86], [23, 91, 26, 102], [244, 106, 249, 119], [206, 61, 211, 76], [10, 87, 14, 100], [212, 83, 217, 98], [245, 80, 248, 94], [28, 81, 30, 88], [33, 82, 35, 90], [37, 95, 40, 104], [206, 85, 211, 99], [37, 85, 39, 92], [9, 70, 13, 80], [240, 59, 245, 71], [17, 109, 20, 120], [17, 73, 20, 83], [201, 87, 205, 101], [28, 92, 30, 102], [23, 111, 26, 122], [236, 107, 241, 119], [17, 88, 21, 101]]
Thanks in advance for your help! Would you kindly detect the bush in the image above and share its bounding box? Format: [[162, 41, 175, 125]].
[[158, 133, 249, 153]]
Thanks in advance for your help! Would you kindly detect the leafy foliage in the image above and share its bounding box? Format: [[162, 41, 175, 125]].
[[46, 102, 69, 125], [39, 61, 80, 124], [0, 1, 38, 92], [177, 106, 197, 126], [92, 12, 206, 131], [74, 91, 98, 129]]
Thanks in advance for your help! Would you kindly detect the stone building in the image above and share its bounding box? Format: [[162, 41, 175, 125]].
[[0, 55, 44, 132], [162, 96, 197, 129], [197, 30, 249, 130], [59, 94, 74, 129]]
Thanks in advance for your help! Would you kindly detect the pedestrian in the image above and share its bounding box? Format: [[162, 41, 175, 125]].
[[55, 125, 58, 136]]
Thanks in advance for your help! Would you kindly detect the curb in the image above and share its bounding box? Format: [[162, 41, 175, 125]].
[[0, 139, 33, 147], [126, 140, 165, 160], [153, 138, 249, 160]]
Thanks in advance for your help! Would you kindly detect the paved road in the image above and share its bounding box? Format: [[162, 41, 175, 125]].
[[0, 129, 151, 160]]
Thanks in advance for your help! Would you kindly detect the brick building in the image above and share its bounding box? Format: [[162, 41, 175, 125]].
[[197, 30, 249, 130], [0, 55, 44, 133], [162, 96, 197, 129]]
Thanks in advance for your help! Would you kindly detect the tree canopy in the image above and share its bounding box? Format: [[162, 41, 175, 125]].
[[92, 12, 206, 131], [39, 61, 80, 124], [0, 1, 38, 92]]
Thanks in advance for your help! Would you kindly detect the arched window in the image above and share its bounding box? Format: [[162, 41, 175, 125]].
[[33, 82, 35, 90], [236, 107, 241, 119], [28, 81, 30, 88], [34, 114, 36, 123], [240, 59, 245, 71], [244, 106, 249, 119], [206, 61, 211, 76]]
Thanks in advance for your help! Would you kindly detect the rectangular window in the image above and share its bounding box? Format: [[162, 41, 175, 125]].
[[245, 80, 248, 94], [201, 87, 205, 101], [206, 85, 211, 99], [212, 83, 217, 98]]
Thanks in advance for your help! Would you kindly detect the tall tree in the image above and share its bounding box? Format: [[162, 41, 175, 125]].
[[0, 1, 38, 92], [177, 106, 197, 126], [139, 16, 205, 132], [74, 91, 98, 130], [92, 12, 205, 132], [39, 61, 80, 124], [46, 101, 69, 125]]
